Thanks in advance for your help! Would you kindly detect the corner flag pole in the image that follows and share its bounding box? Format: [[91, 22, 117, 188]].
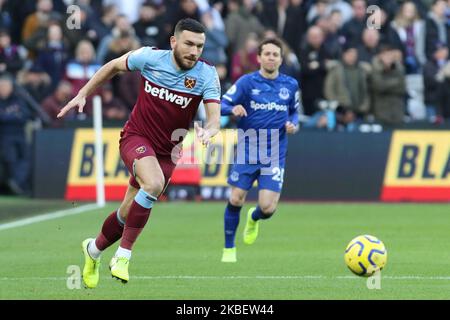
[[93, 96, 105, 208]]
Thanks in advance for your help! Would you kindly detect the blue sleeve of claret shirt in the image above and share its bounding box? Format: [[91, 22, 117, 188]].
[[221, 77, 247, 116], [127, 47, 154, 71], [203, 67, 221, 102], [288, 82, 301, 126]]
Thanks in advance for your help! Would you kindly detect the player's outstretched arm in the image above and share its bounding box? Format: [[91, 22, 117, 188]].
[[196, 102, 221, 147], [57, 51, 132, 118]]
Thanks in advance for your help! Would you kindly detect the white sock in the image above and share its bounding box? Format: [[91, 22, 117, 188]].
[[88, 240, 102, 260], [115, 246, 132, 260]]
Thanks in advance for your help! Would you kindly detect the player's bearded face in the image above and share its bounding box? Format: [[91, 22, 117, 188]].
[[172, 31, 205, 70]]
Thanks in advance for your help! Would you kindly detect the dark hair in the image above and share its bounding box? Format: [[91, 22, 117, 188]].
[[0, 72, 14, 83], [174, 18, 205, 36], [377, 43, 393, 54], [0, 28, 10, 37], [258, 38, 283, 56]]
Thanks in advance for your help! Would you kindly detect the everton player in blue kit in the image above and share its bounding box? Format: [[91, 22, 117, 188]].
[[221, 38, 300, 263]]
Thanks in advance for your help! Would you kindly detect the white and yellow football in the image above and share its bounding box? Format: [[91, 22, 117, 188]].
[[344, 235, 387, 277]]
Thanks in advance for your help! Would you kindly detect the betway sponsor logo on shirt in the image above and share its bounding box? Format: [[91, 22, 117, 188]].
[[250, 100, 288, 112], [144, 80, 192, 108]]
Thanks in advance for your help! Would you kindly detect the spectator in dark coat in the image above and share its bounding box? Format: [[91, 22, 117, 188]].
[[101, 84, 129, 121], [369, 45, 406, 125], [117, 71, 140, 111], [16, 64, 52, 103], [283, 0, 308, 55], [341, 0, 368, 46], [299, 26, 334, 115], [132, 1, 167, 48], [41, 80, 73, 127], [324, 44, 370, 118], [0, 0, 12, 34], [425, 0, 448, 61], [357, 28, 380, 63], [0, 29, 23, 76], [35, 23, 69, 91], [0, 74, 32, 195], [423, 43, 450, 121]]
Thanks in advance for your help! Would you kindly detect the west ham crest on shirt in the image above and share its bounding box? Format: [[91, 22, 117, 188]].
[[135, 146, 147, 154], [184, 76, 197, 89]]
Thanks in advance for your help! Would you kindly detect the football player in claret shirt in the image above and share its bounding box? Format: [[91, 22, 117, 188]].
[[57, 18, 221, 287], [220, 38, 300, 263]]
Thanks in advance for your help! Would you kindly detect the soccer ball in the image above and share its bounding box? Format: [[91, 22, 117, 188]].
[[344, 235, 387, 277]]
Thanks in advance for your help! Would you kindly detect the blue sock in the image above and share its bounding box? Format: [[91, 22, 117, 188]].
[[224, 202, 242, 248], [251, 206, 273, 221]]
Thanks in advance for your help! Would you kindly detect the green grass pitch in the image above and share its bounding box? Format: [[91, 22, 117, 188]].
[[1, 200, 450, 299]]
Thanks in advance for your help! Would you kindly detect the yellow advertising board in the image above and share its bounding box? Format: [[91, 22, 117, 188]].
[[65, 129, 237, 200], [381, 131, 450, 201]]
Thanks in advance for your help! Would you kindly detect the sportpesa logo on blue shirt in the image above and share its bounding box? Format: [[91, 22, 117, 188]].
[[250, 101, 288, 111]]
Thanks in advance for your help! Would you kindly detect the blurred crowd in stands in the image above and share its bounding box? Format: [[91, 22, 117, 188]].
[[1, 0, 450, 194]]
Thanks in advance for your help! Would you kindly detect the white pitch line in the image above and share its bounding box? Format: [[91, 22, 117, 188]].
[[0, 203, 99, 231], [2, 275, 450, 281]]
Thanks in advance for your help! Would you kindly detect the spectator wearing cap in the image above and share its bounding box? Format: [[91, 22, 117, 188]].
[[369, 45, 406, 125], [0, 29, 24, 76], [423, 42, 450, 122], [425, 0, 448, 61], [324, 43, 370, 120], [0, 73, 32, 195]]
